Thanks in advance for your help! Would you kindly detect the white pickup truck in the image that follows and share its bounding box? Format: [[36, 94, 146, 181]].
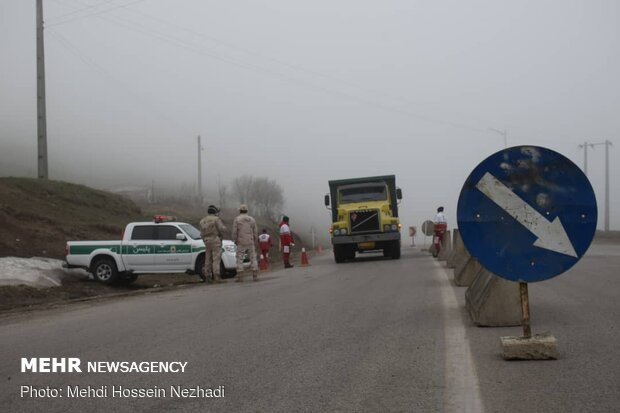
[[64, 217, 244, 284]]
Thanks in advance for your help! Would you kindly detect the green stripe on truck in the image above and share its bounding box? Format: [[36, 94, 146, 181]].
[[70, 244, 203, 255], [69, 245, 121, 255]]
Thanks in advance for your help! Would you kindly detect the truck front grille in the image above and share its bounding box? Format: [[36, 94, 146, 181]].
[[349, 209, 380, 234]]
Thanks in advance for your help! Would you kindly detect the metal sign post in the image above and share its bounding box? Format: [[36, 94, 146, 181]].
[[408, 226, 417, 246], [519, 282, 531, 338], [457, 146, 597, 359], [421, 220, 434, 252]]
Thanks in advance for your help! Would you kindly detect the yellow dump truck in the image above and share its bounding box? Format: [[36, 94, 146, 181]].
[[324, 175, 402, 263]]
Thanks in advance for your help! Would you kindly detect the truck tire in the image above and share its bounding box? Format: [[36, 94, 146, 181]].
[[91, 257, 119, 284], [347, 247, 356, 260], [333, 245, 346, 263], [390, 241, 401, 259], [195, 254, 207, 282]]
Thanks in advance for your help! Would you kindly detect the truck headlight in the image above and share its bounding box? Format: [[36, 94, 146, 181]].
[[384, 224, 391, 231], [391, 224, 398, 231]]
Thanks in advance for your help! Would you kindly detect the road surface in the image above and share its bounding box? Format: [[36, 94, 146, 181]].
[[1, 243, 619, 412]]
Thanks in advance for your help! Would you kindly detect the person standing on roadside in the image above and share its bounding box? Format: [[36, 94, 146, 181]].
[[258, 229, 273, 259], [199, 205, 227, 283], [279, 215, 295, 268], [432, 206, 448, 257], [434, 206, 447, 225], [232, 204, 259, 282]]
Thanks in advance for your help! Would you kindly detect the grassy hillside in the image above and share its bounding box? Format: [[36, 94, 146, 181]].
[[0, 177, 143, 258]]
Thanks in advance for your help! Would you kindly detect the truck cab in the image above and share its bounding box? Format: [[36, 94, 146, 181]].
[[325, 175, 402, 263]]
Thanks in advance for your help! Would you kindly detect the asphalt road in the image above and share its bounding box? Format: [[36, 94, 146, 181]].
[[1, 243, 619, 412]]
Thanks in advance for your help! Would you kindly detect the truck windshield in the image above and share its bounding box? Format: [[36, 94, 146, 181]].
[[179, 224, 202, 240], [339, 185, 387, 203]]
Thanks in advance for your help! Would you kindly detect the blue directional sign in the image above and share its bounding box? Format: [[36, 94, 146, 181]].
[[457, 146, 597, 282]]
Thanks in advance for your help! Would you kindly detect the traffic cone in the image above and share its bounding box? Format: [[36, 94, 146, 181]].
[[259, 254, 269, 272], [301, 248, 310, 266]]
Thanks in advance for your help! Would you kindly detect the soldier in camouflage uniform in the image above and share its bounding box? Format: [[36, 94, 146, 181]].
[[199, 205, 227, 283], [231, 204, 259, 282]]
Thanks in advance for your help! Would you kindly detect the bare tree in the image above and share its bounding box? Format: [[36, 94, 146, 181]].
[[252, 177, 284, 220], [217, 177, 228, 209], [233, 175, 254, 205], [233, 175, 284, 220]]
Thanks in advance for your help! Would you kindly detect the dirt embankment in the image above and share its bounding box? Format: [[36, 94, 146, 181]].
[[0, 177, 143, 259]]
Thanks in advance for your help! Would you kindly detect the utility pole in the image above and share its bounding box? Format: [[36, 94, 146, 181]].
[[488, 127, 508, 148], [578, 141, 594, 175], [36, 0, 48, 179], [590, 140, 613, 231], [197, 135, 203, 204], [605, 140, 611, 232]]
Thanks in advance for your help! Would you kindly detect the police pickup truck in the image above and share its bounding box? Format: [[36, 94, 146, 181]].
[[64, 216, 243, 284]]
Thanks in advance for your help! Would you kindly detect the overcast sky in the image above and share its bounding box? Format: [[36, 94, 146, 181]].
[[1, 0, 618, 239]]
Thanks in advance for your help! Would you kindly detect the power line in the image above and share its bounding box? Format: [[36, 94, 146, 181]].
[[46, 0, 118, 23], [47, 0, 148, 27], [49, 0, 603, 149], [103, 3, 472, 121], [48, 0, 489, 133], [47, 27, 193, 136]]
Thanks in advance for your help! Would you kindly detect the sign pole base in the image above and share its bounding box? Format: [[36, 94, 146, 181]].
[[500, 281, 559, 360]]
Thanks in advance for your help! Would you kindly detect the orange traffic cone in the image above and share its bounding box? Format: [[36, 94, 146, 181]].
[[301, 248, 310, 266], [259, 254, 269, 272]]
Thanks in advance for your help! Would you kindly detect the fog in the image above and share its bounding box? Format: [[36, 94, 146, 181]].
[[1, 0, 618, 243]]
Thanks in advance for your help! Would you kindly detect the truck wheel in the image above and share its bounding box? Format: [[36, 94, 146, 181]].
[[347, 247, 356, 260], [92, 257, 119, 284], [334, 245, 345, 263], [195, 254, 206, 282], [390, 241, 401, 259]]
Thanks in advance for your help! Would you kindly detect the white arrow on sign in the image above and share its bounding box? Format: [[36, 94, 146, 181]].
[[475, 172, 578, 258]]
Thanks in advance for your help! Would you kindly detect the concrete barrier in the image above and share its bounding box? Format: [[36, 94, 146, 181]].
[[446, 229, 463, 269], [437, 230, 451, 261], [465, 268, 521, 327], [454, 254, 481, 287]]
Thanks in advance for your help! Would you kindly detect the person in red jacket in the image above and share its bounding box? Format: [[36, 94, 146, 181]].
[[279, 216, 294, 268], [258, 229, 273, 259]]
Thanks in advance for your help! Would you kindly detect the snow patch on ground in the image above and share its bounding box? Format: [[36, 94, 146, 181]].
[[0, 257, 89, 288]]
